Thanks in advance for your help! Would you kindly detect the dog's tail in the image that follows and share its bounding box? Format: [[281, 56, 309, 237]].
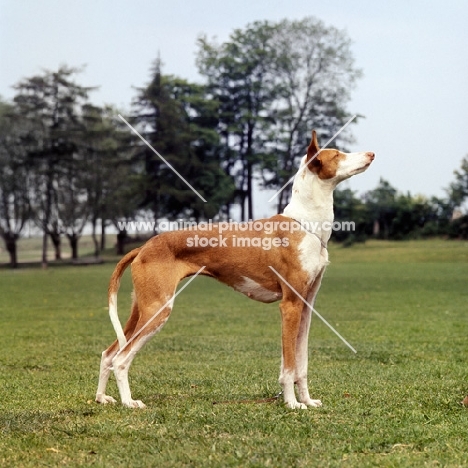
[[108, 247, 142, 349]]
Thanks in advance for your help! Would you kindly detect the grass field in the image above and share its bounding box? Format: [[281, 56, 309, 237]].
[[1, 239, 468, 467]]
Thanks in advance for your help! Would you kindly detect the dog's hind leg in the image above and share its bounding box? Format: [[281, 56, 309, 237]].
[[96, 342, 119, 404], [112, 293, 175, 408], [96, 296, 141, 404]]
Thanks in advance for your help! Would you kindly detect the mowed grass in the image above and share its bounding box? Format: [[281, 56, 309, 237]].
[[0, 239, 468, 467]]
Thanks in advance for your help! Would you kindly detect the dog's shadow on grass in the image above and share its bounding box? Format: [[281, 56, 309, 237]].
[[145, 392, 284, 407]]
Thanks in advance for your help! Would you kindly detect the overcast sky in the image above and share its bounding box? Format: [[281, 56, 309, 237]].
[[1, 0, 467, 218]]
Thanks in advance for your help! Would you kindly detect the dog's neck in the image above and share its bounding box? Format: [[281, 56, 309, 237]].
[[282, 157, 337, 244]]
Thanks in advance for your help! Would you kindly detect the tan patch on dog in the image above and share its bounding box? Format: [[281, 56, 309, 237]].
[[310, 150, 346, 180], [304, 130, 346, 180]]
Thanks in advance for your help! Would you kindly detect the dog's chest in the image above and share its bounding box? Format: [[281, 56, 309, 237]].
[[298, 235, 329, 282]]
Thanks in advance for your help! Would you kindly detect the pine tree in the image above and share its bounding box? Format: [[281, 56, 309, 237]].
[[132, 59, 234, 223]]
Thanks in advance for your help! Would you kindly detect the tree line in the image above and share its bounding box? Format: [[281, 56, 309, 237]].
[[1, 17, 467, 268], [333, 177, 468, 246]]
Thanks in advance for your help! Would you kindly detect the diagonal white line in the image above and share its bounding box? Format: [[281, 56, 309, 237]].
[[268, 266, 357, 353], [114, 266, 206, 358], [268, 115, 357, 202], [118, 114, 207, 203]]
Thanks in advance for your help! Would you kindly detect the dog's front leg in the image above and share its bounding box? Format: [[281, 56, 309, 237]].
[[295, 276, 324, 408], [279, 296, 306, 409], [295, 305, 322, 407]]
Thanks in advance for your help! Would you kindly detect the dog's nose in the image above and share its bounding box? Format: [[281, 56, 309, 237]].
[[366, 152, 375, 160]]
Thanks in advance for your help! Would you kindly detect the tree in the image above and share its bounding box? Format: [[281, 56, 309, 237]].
[[106, 164, 142, 254], [363, 179, 444, 240], [197, 17, 361, 217], [55, 150, 89, 259], [449, 155, 468, 208], [13, 66, 93, 266], [267, 17, 361, 212], [133, 59, 234, 222], [390, 193, 437, 240], [0, 99, 31, 267], [80, 104, 139, 257], [447, 155, 468, 239], [197, 21, 279, 220], [333, 187, 371, 244], [364, 178, 398, 239]]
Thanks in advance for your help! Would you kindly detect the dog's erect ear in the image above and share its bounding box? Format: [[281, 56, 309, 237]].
[[305, 130, 321, 169]]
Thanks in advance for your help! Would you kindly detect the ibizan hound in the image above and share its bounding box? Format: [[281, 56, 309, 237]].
[[96, 130, 374, 409]]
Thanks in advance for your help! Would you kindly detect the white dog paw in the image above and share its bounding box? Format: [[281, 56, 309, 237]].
[[95, 394, 117, 405], [123, 399, 147, 409], [303, 398, 322, 407], [285, 400, 308, 410]]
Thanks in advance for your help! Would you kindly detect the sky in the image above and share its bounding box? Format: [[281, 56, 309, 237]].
[[1, 0, 468, 218]]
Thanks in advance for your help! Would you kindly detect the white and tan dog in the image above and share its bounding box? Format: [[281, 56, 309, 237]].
[[96, 131, 374, 409]]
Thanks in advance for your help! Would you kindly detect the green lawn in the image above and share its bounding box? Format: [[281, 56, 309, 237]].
[[0, 239, 468, 467]]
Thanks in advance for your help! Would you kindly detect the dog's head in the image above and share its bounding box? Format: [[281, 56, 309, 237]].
[[304, 130, 374, 184]]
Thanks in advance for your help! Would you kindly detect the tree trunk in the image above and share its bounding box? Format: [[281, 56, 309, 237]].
[[42, 175, 53, 269], [247, 160, 253, 220], [41, 230, 48, 269], [3, 233, 18, 268], [100, 219, 106, 252], [116, 229, 127, 255], [67, 234, 79, 260], [277, 189, 290, 214], [240, 191, 246, 222], [49, 231, 62, 260], [277, 190, 284, 214], [91, 218, 100, 257]]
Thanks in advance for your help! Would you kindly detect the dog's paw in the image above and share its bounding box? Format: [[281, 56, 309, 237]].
[[302, 398, 322, 407], [95, 394, 117, 405], [123, 399, 147, 409], [285, 400, 308, 410]]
